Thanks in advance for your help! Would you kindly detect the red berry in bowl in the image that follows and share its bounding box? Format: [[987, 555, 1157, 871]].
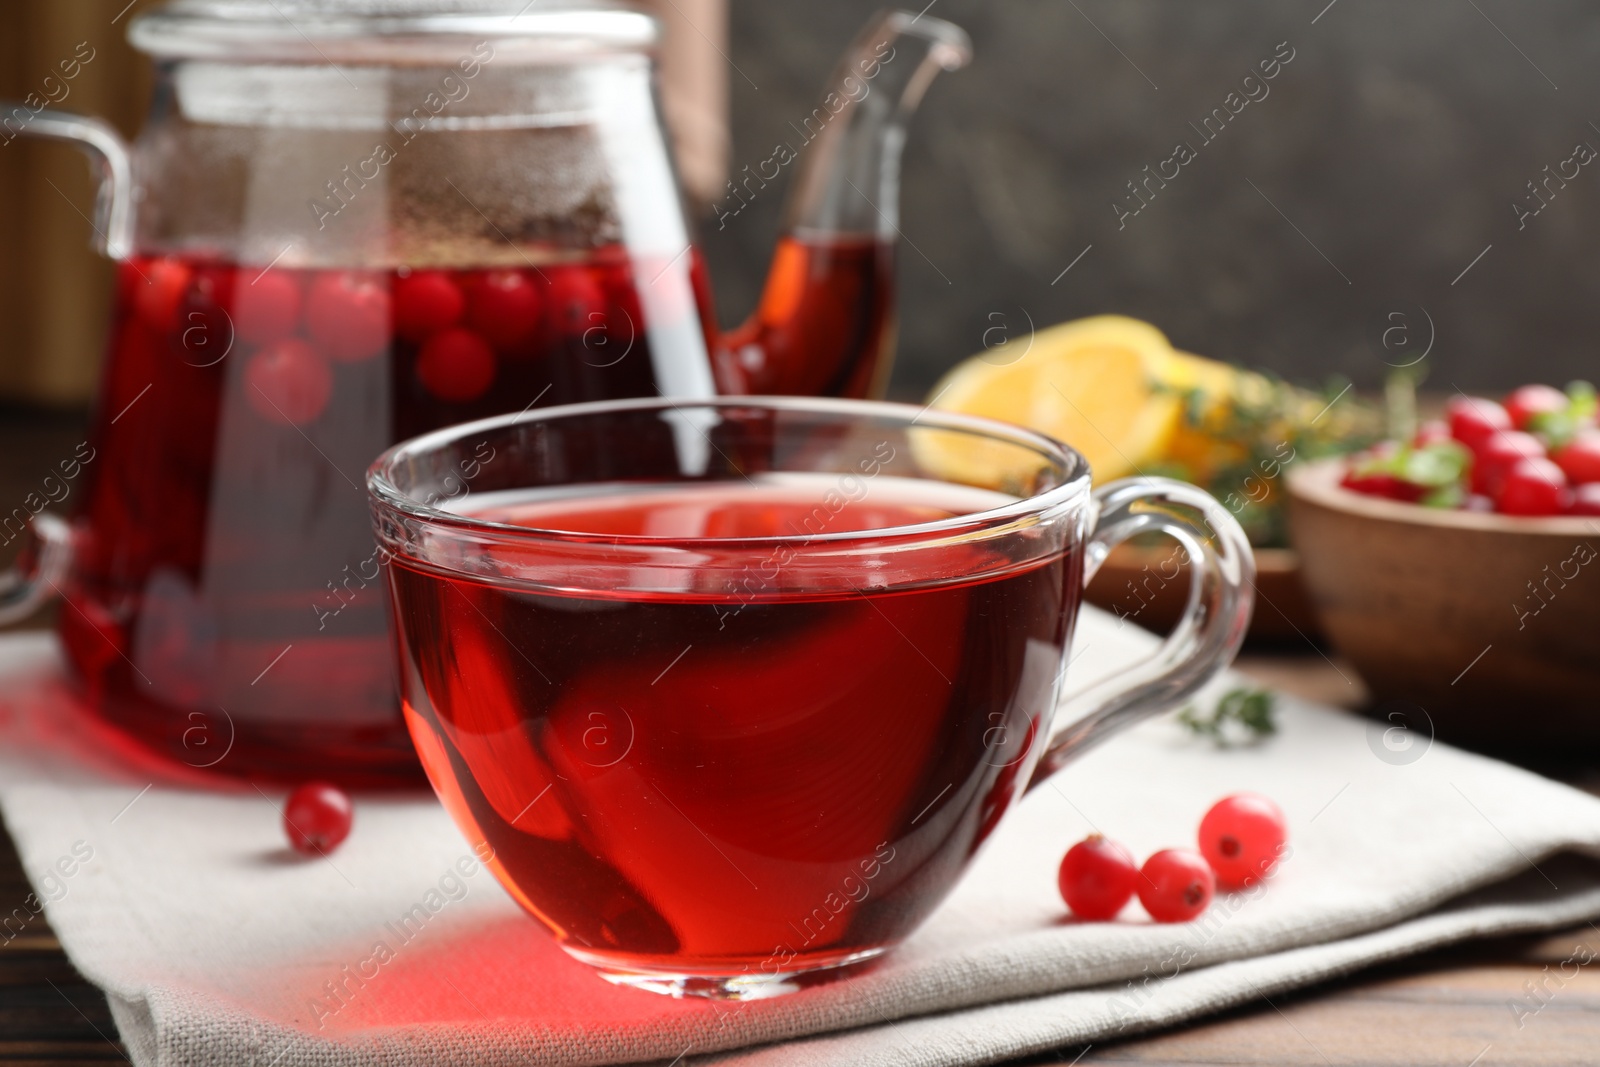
[[245, 339, 333, 425], [1138, 848, 1214, 923], [1198, 793, 1288, 890], [1472, 430, 1546, 498], [393, 270, 466, 342], [1568, 484, 1600, 516], [135, 257, 194, 330], [1552, 434, 1600, 486], [468, 270, 543, 350], [1498, 457, 1568, 516], [234, 269, 303, 346], [283, 781, 353, 855], [1058, 834, 1139, 921], [1340, 470, 1426, 502], [1447, 396, 1512, 452], [1411, 420, 1452, 448], [417, 327, 496, 403], [1504, 384, 1570, 430], [306, 271, 391, 362]]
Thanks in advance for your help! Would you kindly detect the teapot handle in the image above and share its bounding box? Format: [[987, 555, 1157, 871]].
[[1027, 478, 1255, 790], [0, 514, 74, 626], [1, 102, 134, 259]]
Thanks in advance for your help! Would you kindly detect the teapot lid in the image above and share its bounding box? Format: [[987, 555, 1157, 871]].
[[129, 0, 658, 62]]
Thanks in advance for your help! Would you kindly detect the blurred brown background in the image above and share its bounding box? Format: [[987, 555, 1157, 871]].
[[698, 0, 1600, 398], [4, 0, 1599, 412], [0, 3, 150, 407]]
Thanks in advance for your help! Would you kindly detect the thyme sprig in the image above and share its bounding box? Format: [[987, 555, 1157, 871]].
[[1177, 687, 1277, 747]]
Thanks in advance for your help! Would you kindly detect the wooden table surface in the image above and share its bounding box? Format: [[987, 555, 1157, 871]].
[[4, 408, 1600, 1065]]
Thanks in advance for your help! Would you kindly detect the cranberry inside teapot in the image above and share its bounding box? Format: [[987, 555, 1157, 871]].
[[66, 253, 678, 781]]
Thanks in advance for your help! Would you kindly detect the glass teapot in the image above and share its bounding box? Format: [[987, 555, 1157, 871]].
[[0, 1, 970, 782]]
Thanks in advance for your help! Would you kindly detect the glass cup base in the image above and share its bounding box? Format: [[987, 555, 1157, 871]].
[[563, 945, 890, 1000]]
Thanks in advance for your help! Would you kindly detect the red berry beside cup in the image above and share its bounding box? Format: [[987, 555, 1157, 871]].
[[1057, 792, 1289, 925], [1198, 793, 1288, 890], [283, 781, 353, 855], [1058, 834, 1139, 920], [1138, 849, 1215, 923]]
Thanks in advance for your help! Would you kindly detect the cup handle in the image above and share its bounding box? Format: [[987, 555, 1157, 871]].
[[1026, 477, 1255, 790], [0, 513, 73, 626]]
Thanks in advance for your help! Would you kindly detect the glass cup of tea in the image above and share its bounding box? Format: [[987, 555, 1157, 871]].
[[367, 396, 1253, 999]]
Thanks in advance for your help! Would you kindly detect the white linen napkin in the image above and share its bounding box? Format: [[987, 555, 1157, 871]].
[[4, 607, 1600, 1067]]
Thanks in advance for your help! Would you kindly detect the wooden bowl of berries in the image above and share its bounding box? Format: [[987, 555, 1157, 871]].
[[1286, 383, 1600, 752]]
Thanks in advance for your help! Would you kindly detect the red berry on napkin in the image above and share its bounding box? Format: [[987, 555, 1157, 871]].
[[1138, 849, 1214, 923], [1199, 793, 1288, 890], [1058, 834, 1139, 920], [284, 782, 353, 855]]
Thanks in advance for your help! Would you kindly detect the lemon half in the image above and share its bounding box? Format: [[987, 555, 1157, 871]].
[[926, 315, 1184, 483]]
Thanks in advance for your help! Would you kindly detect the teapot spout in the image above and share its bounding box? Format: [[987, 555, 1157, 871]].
[[780, 10, 971, 242], [715, 11, 970, 398]]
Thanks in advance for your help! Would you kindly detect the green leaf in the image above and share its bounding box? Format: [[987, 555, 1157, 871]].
[[1398, 441, 1471, 487], [1236, 690, 1277, 736], [1177, 686, 1278, 747], [1421, 482, 1466, 509], [1568, 380, 1597, 422], [1350, 441, 1469, 493], [1530, 381, 1598, 449]]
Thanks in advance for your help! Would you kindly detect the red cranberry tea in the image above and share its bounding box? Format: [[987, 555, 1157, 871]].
[[386, 476, 1079, 976], [62, 251, 702, 781]]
